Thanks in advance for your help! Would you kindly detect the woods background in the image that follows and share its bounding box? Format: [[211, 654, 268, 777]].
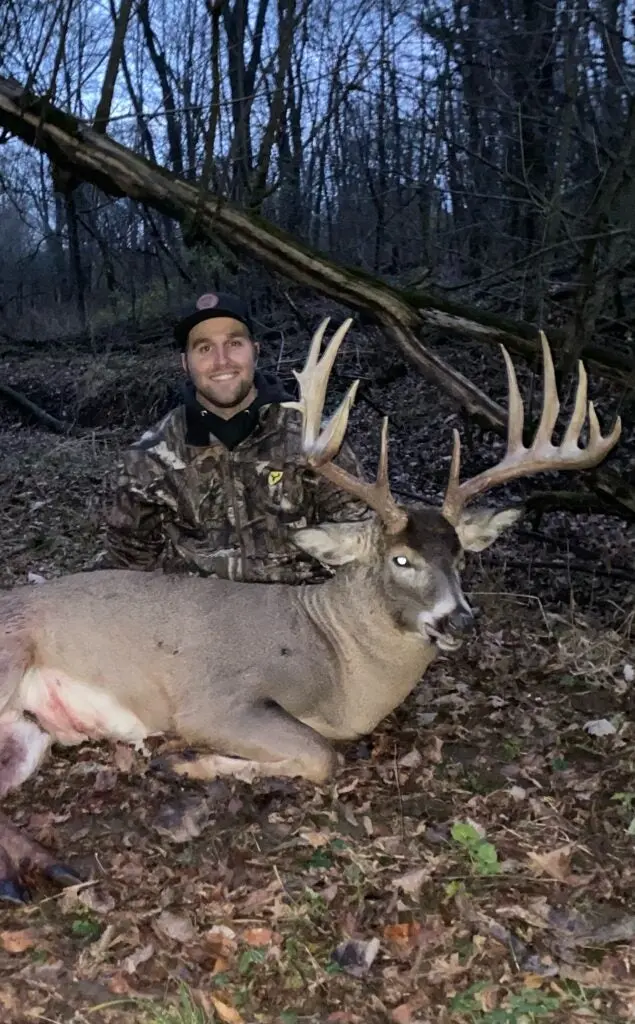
[[1, 6, 635, 1023], [0, 0, 633, 521]]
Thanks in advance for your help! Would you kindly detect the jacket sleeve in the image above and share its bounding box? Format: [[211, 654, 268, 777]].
[[99, 450, 169, 571], [313, 440, 373, 522]]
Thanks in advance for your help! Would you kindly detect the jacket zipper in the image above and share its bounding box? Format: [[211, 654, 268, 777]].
[[225, 448, 247, 577]]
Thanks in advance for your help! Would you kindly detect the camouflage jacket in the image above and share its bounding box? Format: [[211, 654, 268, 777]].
[[101, 372, 369, 583]]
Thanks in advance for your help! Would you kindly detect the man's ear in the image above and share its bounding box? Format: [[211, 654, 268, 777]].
[[456, 507, 523, 552], [181, 351, 188, 373], [293, 520, 375, 565]]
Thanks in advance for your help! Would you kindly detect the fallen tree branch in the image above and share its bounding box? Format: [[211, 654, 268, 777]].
[[0, 75, 631, 517], [492, 557, 635, 585], [0, 381, 73, 435], [523, 488, 635, 522]]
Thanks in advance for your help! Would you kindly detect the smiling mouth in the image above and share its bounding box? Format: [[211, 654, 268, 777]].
[[210, 373, 239, 382]]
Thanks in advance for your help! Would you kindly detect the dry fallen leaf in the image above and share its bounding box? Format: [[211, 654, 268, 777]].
[[390, 867, 428, 896], [152, 795, 211, 843], [241, 927, 276, 947], [398, 748, 422, 769], [154, 910, 196, 944], [422, 735, 444, 763], [391, 1003, 413, 1024], [107, 972, 135, 995], [113, 743, 136, 773], [0, 929, 38, 954], [203, 925, 237, 960], [584, 718, 617, 737], [332, 936, 380, 977], [122, 942, 154, 974], [528, 844, 576, 883], [210, 995, 244, 1024], [60, 884, 115, 916], [426, 951, 472, 984], [382, 922, 421, 950], [474, 984, 499, 1012], [299, 829, 331, 848]]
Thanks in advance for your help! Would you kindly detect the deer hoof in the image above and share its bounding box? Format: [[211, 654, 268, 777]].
[[44, 863, 84, 887], [0, 877, 31, 904]]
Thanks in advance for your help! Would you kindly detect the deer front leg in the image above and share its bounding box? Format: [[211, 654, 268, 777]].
[[161, 700, 339, 786]]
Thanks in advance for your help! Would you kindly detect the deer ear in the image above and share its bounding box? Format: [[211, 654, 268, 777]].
[[293, 521, 374, 565], [456, 507, 522, 552]]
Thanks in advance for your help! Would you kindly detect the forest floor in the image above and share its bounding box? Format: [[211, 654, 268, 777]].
[[0, 311, 634, 1024]]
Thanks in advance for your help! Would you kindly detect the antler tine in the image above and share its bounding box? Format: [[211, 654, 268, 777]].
[[534, 331, 561, 445], [500, 346, 524, 452], [441, 332, 622, 525], [287, 317, 350, 454], [283, 318, 408, 533]]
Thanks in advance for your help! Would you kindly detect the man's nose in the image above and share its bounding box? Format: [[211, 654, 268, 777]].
[[210, 346, 231, 369]]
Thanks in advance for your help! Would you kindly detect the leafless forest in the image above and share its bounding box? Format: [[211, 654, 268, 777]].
[[0, 2, 634, 1023]]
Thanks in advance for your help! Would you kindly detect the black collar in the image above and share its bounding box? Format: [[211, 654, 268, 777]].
[[185, 399, 262, 449]]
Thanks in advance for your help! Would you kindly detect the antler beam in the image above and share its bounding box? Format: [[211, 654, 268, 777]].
[[441, 331, 622, 525]]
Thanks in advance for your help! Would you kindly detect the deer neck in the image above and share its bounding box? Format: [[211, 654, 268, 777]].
[[298, 564, 437, 700]]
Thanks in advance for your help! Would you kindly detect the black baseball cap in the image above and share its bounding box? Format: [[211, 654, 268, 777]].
[[174, 291, 254, 349]]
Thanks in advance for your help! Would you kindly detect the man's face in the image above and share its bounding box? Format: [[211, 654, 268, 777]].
[[182, 316, 258, 417]]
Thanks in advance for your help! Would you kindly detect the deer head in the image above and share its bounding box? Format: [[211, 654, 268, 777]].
[[284, 319, 621, 651]]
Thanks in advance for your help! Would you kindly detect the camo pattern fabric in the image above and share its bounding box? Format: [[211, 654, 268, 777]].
[[100, 403, 370, 583]]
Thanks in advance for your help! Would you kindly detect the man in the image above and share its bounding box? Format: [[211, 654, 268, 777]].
[[100, 292, 369, 582]]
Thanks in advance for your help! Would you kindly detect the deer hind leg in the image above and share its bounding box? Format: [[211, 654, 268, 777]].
[[0, 716, 83, 903], [0, 810, 82, 903], [0, 630, 82, 902], [162, 700, 339, 786]]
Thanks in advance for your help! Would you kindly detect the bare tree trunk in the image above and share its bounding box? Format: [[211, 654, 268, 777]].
[[64, 190, 87, 331], [222, 0, 270, 201], [93, 0, 134, 132], [137, 0, 184, 175], [249, 0, 297, 210]]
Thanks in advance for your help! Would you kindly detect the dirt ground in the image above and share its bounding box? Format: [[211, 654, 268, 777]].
[[0, 326, 634, 1024]]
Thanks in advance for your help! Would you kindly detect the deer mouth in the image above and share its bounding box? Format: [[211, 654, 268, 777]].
[[423, 625, 464, 651]]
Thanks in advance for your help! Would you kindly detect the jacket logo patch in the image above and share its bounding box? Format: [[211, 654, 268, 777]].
[[268, 470, 283, 487]]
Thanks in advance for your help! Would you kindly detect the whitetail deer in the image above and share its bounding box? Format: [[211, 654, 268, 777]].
[[0, 319, 621, 901]]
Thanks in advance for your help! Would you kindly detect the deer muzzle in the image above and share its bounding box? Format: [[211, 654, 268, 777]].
[[423, 603, 475, 651], [442, 606, 475, 636]]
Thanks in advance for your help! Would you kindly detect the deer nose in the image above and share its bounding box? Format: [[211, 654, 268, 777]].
[[442, 607, 475, 636]]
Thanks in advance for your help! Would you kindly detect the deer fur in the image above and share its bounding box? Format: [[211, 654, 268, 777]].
[[0, 506, 520, 794]]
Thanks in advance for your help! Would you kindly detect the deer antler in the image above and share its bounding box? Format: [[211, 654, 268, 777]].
[[283, 318, 408, 534], [441, 331, 622, 525]]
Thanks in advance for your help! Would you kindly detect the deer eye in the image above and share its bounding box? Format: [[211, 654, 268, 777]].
[[393, 555, 411, 568]]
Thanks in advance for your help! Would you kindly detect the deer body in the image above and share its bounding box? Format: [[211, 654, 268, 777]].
[[1, 562, 437, 788], [0, 319, 621, 901]]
